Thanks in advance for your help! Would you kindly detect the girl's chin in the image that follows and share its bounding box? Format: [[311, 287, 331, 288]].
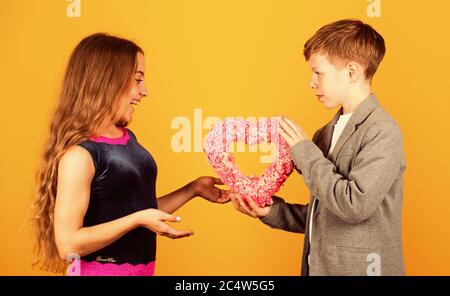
[[117, 117, 131, 127], [117, 108, 134, 126]]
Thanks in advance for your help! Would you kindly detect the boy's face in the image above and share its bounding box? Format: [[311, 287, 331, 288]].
[[307, 53, 350, 109]]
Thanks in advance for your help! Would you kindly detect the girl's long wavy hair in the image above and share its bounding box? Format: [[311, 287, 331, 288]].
[[31, 33, 143, 272]]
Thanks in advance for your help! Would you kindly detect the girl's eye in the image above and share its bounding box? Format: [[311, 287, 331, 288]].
[[135, 79, 143, 84]]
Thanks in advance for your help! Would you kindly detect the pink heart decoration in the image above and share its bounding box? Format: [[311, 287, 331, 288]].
[[203, 117, 293, 207]]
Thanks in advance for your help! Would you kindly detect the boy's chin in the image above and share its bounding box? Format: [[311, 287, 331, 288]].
[[322, 101, 339, 109]]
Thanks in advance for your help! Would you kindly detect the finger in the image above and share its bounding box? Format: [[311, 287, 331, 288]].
[[167, 231, 193, 239], [213, 177, 224, 185], [244, 194, 260, 209], [230, 194, 241, 209], [204, 187, 220, 199], [232, 195, 254, 217], [217, 190, 231, 203], [242, 196, 261, 216], [278, 126, 292, 140], [231, 195, 249, 215], [279, 120, 296, 141], [161, 212, 182, 223], [223, 191, 232, 202], [280, 117, 296, 137], [164, 226, 194, 239], [206, 188, 223, 202], [283, 117, 301, 134], [278, 127, 294, 146], [236, 195, 255, 216]]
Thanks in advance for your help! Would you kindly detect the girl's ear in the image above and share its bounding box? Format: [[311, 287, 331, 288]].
[[346, 61, 363, 82]]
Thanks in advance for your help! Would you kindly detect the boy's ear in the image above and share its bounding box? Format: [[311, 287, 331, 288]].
[[346, 61, 364, 82]]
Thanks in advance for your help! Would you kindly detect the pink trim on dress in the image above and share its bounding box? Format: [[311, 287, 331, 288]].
[[67, 260, 155, 276], [89, 127, 130, 145]]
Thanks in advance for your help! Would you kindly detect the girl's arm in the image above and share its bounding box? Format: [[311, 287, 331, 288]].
[[157, 177, 231, 214], [54, 146, 191, 261]]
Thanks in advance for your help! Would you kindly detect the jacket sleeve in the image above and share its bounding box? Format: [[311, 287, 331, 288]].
[[259, 196, 308, 233], [292, 127, 323, 176], [289, 120, 404, 225]]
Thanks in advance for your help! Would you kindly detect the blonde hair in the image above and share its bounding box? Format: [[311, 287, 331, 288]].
[[31, 33, 143, 272], [303, 19, 386, 80]]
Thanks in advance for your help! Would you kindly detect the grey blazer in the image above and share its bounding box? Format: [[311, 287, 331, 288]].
[[261, 95, 406, 276]]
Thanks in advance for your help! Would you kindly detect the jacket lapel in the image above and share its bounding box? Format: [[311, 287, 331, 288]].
[[328, 94, 380, 163], [317, 110, 341, 159]]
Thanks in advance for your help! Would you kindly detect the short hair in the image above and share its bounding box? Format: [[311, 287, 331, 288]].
[[303, 19, 386, 80]]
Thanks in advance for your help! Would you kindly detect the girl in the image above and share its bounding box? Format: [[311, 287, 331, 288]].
[[31, 33, 230, 276]]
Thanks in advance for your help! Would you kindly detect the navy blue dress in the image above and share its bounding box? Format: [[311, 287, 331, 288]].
[[77, 127, 158, 266]]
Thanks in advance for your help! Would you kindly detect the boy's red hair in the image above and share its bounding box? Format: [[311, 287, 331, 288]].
[[304, 19, 386, 80]]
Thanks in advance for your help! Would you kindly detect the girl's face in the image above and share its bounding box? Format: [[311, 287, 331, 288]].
[[118, 52, 148, 125]]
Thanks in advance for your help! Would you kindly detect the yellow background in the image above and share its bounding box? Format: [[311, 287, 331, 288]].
[[1, 0, 450, 275]]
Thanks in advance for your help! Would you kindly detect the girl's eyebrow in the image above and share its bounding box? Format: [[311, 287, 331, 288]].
[[136, 71, 145, 76]]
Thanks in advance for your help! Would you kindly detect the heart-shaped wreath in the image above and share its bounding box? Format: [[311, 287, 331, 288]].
[[203, 117, 293, 207]]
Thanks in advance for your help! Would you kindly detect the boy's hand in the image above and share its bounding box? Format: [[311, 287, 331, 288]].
[[230, 192, 271, 218], [278, 116, 308, 147]]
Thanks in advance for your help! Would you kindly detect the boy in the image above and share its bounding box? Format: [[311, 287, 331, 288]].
[[231, 19, 405, 276]]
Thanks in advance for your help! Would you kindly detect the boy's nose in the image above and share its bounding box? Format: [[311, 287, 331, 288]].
[[309, 75, 318, 89]]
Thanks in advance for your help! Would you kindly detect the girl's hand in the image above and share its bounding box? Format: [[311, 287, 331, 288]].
[[229, 192, 271, 218], [135, 208, 194, 239], [191, 176, 231, 204]]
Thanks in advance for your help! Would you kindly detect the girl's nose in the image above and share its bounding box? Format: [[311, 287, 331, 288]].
[[140, 84, 148, 97]]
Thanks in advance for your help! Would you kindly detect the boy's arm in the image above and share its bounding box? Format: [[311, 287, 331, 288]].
[[292, 127, 323, 175], [259, 196, 308, 233], [290, 120, 404, 224], [256, 127, 323, 232]]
